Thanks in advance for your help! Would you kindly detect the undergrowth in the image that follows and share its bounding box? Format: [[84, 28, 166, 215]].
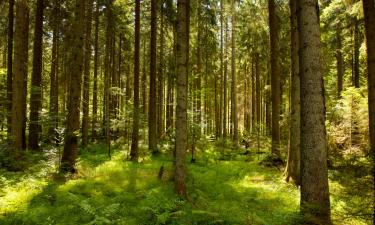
[[0, 141, 372, 225]]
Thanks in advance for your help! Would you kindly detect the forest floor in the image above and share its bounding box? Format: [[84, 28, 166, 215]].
[[0, 139, 372, 225]]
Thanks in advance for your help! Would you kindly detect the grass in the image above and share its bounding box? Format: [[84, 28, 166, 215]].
[[0, 141, 372, 225]]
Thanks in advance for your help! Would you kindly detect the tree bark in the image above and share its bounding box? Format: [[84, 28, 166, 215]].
[[231, 0, 238, 144], [298, 0, 331, 223], [7, 0, 14, 138], [92, 1, 99, 140], [60, 0, 86, 173], [81, 0, 94, 147], [28, 0, 44, 150], [269, 0, 281, 156], [362, 0, 375, 169], [353, 19, 360, 88], [149, 0, 158, 153], [48, 0, 60, 144], [285, 0, 300, 185], [157, 3, 165, 139], [11, 0, 29, 159], [175, 0, 189, 198], [130, 0, 141, 161]]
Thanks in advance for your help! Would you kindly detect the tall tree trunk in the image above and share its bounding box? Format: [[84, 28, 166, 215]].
[[149, 0, 158, 153], [130, 0, 141, 161], [219, 0, 224, 138], [255, 53, 260, 126], [92, 1, 99, 140], [157, 4, 165, 139], [231, 0, 238, 144], [269, 0, 281, 156], [196, 1, 202, 136], [11, 0, 29, 161], [7, 0, 14, 138], [81, 0, 94, 147], [223, 18, 228, 138], [60, 0, 86, 173], [285, 0, 300, 185], [48, 0, 60, 144], [298, 0, 331, 223], [28, 0, 44, 150], [175, 0, 189, 198], [251, 56, 256, 131], [336, 26, 343, 98], [362, 0, 375, 171]]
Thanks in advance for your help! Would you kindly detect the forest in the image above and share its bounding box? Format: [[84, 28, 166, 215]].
[[0, 0, 374, 224]]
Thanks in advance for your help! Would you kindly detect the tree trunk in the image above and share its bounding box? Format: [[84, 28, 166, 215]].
[[336, 26, 343, 98], [175, 0, 189, 198], [149, 0, 158, 153], [269, 0, 281, 156], [48, 0, 60, 144], [81, 0, 94, 147], [92, 1, 99, 140], [11, 0, 29, 160], [157, 4, 165, 139], [285, 0, 300, 186], [362, 0, 375, 166], [28, 0, 44, 150], [60, 0, 86, 173], [130, 0, 141, 161], [223, 18, 228, 138], [255, 53, 260, 126], [7, 0, 14, 138], [231, 0, 238, 144], [298, 0, 331, 223]]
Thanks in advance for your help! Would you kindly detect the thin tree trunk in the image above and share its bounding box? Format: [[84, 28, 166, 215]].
[[48, 0, 60, 144], [175, 0, 189, 198], [92, 1, 99, 140], [81, 0, 94, 147], [285, 0, 300, 185], [353, 18, 360, 88], [130, 0, 141, 161], [298, 0, 331, 223], [6, 0, 14, 139], [269, 0, 281, 156], [149, 0, 158, 153], [60, 0, 86, 173], [157, 4, 165, 139], [223, 18, 228, 138], [11, 0, 29, 161], [231, 0, 238, 144], [28, 0, 44, 150]]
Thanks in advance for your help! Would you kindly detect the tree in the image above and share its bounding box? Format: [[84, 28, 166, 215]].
[[175, 0, 190, 198], [284, 0, 300, 185], [362, 0, 374, 161], [60, 0, 86, 173], [28, 0, 44, 150], [231, 0, 238, 144], [48, 0, 60, 143], [11, 0, 29, 161], [268, 0, 281, 156], [298, 0, 331, 223], [130, 0, 141, 161], [81, 0, 94, 147], [336, 26, 343, 98], [6, 0, 14, 138], [149, 0, 158, 153], [92, 1, 100, 140]]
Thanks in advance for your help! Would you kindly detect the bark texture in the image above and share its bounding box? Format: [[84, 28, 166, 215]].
[[130, 0, 141, 161], [11, 0, 29, 157], [60, 0, 86, 173], [285, 0, 300, 185], [269, 0, 281, 156], [298, 0, 331, 223], [175, 0, 189, 198], [7, 0, 14, 138], [28, 0, 44, 150]]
